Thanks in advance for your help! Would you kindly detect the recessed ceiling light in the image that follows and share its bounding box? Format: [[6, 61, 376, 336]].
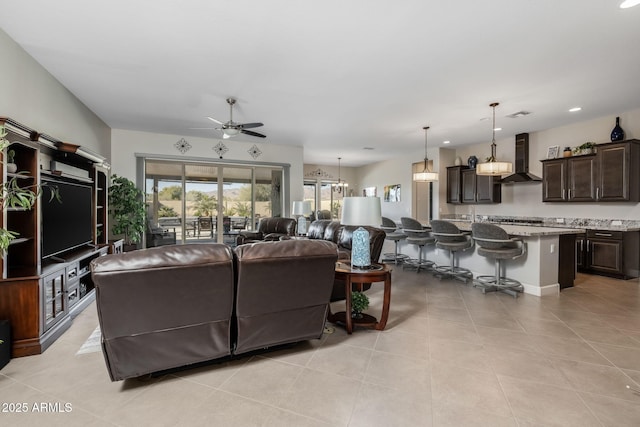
[[443, 140, 450, 144], [620, 0, 640, 9], [569, 107, 582, 112], [493, 127, 502, 131]]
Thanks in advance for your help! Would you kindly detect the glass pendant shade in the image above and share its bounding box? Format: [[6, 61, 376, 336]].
[[476, 102, 513, 176], [413, 126, 438, 182]]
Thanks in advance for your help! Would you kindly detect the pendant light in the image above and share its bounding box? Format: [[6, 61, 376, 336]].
[[332, 157, 348, 194], [413, 126, 438, 182], [476, 102, 513, 176]]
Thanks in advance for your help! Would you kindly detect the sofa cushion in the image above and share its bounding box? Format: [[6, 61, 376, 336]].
[[91, 244, 235, 381], [234, 239, 338, 354]]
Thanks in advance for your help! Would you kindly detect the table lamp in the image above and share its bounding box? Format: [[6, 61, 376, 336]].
[[292, 200, 312, 235], [341, 197, 382, 268]]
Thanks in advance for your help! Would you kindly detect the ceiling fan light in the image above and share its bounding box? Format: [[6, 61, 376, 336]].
[[223, 127, 240, 137]]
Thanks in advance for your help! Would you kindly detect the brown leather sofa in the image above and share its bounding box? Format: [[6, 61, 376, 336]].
[[91, 239, 338, 381], [307, 220, 386, 301], [236, 217, 297, 245]]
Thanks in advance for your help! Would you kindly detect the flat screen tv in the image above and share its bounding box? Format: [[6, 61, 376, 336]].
[[41, 178, 93, 259]]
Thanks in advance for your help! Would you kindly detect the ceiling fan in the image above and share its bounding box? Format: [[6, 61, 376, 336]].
[[206, 98, 266, 139]]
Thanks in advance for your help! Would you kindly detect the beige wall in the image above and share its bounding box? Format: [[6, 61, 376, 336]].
[[0, 29, 110, 157]]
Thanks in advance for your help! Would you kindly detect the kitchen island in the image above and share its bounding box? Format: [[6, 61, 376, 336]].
[[423, 221, 585, 296]]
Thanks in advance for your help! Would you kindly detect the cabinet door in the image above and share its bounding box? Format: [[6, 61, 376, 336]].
[[461, 169, 476, 203], [588, 239, 623, 275], [597, 143, 629, 201], [567, 155, 597, 201], [446, 167, 462, 204], [476, 175, 501, 203], [575, 234, 586, 271], [542, 159, 566, 202], [42, 269, 67, 331]]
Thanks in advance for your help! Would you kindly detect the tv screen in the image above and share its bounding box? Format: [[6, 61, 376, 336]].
[[41, 178, 93, 259]]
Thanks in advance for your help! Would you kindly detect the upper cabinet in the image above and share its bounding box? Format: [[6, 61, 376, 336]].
[[447, 165, 501, 204], [541, 140, 640, 202]]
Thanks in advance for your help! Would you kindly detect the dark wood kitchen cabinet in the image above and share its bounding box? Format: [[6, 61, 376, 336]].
[[541, 140, 640, 202], [577, 230, 639, 279], [447, 166, 501, 204]]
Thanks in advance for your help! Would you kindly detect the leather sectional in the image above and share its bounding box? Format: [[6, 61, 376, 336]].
[[91, 239, 338, 381]]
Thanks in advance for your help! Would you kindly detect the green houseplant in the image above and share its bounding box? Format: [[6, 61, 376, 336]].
[[0, 126, 47, 255], [351, 291, 369, 318], [108, 174, 145, 249], [573, 142, 596, 155]]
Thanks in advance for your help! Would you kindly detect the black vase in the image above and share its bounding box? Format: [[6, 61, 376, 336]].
[[611, 116, 625, 142], [467, 155, 478, 169]]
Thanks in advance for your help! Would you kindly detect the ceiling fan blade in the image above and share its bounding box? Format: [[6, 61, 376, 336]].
[[239, 122, 264, 129], [190, 127, 218, 130], [241, 129, 266, 138], [206, 116, 224, 125]]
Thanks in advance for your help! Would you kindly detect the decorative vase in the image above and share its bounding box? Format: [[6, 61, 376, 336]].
[[563, 147, 572, 157], [6, 163, 17, 173], [611, 116, 625, 142], [454, 156, 462, 166], [467, 155, 478, 169], [351, 227, 370, 268]]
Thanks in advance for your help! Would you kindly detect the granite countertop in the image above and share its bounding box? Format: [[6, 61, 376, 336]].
[[443, 216, 640, 232], [441, 221, 586, 237]]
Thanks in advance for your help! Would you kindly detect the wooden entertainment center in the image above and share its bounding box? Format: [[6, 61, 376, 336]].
[[0, 118, 110, 357]]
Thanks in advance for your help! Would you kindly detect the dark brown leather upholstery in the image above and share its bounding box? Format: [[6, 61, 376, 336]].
[[234, 239, 338, 354], [91, 239, 338, 381], [236, 217, 297, 245], [91, 244, 235, 381]]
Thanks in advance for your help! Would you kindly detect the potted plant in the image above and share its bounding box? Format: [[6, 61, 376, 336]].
[[351, 291, 369, 319], [573, 142, 596, 155], [108, 174, 145, 251], [5, 148, 17, 173]]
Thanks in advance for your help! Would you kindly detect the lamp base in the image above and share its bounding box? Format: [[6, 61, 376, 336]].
[[349, 263, 383, 271]]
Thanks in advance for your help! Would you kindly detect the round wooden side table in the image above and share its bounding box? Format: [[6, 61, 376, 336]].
[[329, 262, 392, 334]]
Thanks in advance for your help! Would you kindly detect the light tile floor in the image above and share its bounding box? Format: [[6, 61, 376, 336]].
[[1, 269, 640, 426]]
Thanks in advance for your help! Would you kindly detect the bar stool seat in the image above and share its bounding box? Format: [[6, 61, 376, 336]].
[[472, 223, 525, 298], [380, 217, 408, 264], [430, 220, 474, 282], [400, 217, 435, 273]]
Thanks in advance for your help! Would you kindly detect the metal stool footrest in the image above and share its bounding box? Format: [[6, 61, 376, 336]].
[[382, 252, 409, 264], [473, 275, 524, 298], [433, 265, 473, 282], [402, 258, 435, 272]]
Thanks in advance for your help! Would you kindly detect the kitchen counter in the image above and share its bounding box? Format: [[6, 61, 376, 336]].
[[395, 220, 581, 297], [444, 221, 586, 237]]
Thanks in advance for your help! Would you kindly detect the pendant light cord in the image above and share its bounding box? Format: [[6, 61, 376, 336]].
[[488, 102, 499, 161], [423, 126, 430, 171]]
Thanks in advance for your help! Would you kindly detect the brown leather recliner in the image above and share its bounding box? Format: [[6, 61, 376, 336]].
[[236, 217, 297, 245], [234, 239, 339, 354], [91, 244, 235, 381]]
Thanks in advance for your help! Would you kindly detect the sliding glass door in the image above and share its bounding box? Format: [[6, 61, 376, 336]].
[[144, 158, 285, 246]]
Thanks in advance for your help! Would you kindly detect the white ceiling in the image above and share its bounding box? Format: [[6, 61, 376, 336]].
[[1, 1, 639, 167]]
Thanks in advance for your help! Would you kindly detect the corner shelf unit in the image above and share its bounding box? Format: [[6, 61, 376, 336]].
[[0, 117, 110, 357]]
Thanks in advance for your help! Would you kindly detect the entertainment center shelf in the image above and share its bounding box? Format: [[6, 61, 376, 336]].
[[0, 117, 110, 357]]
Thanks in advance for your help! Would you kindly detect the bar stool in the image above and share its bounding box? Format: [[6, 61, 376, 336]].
[[380, 217, 409, 265], [471, 223, 525, 298], [430, 220, 474, 282], [400, 217, 435, 273]]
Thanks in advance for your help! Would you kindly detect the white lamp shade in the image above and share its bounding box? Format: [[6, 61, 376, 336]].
[[292, 200, 312, 215], [413, 171, 439, 181], [476, 161, 513, 176], [341, 197, 382, 226]]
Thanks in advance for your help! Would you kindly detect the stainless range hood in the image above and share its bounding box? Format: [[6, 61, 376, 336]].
[[500, 133, 541, 183]]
